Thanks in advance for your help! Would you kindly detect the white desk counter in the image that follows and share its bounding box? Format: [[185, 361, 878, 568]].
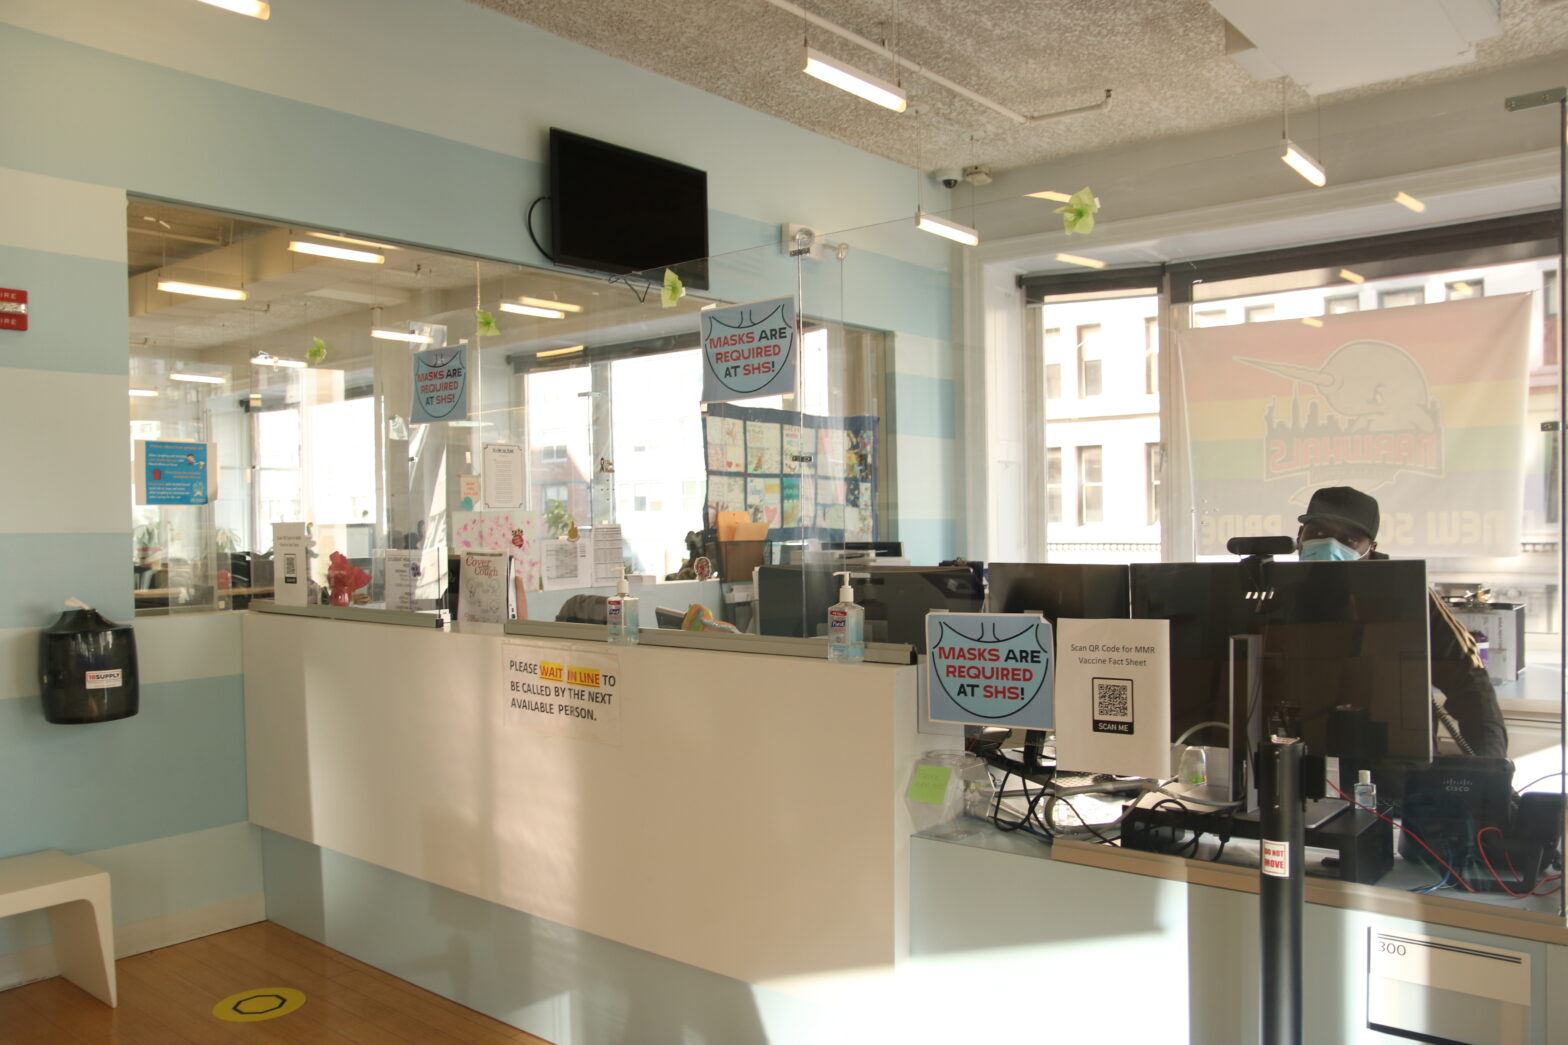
[[243, 612, 942, 986]]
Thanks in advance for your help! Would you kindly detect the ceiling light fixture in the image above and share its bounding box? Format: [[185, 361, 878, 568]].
[[516, 296, 583, 314], [251, 352, 307, 368], [1301, 317, 1325, 328], [371, 328, 435, 344], [500, 302, 568, 319], [169, 372, 227, 385], [128, 389, 159, 397], [1339, 268, 1365, 284], [308, 231, 399, 250], [915, 210, 979, 246], [802, 47, 907, 113], [194, 0, 270, 19], [157, 279, 247, 301], [1281, 139, 1326, 187], [1393, 191, 1427, 213], [536, 345, 585, 359], [1027, 190, 1074, 202], [1055, 252, 1107, 270], [288, 240, 385, 264]]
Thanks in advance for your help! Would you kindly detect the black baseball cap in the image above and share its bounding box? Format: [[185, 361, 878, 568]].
[[1298, 486, 1379, 541]]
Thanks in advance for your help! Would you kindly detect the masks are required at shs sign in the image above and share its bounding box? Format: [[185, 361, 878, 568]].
[[925, 612, 1053, 730], [701, 296, 798, 402]]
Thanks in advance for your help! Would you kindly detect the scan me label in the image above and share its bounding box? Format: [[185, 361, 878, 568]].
[[501, 641, 622, 746], [925, 612, 1052, 729]]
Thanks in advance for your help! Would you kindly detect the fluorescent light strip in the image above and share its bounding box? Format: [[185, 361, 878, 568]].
[[128, 389, 159, 397], [288, 240, 385, 264], [802, 47, 907, 113], [308, 231, 399, 250], [1393, 191, 1426, 213], [1027, 190, 1073, 202], [1339, 268, 1365, 284], [251, 354, 308, 368], [537, 345, 585, 359], [1281, 139, 1326, 187], [1055, 252, 1106, 270], [157, 280, 247, 301], [499, 302, 567, 319], [1301, 317, 1324, 328], [195, 0, 270, 18], [915, 210, 980, 246], [169, 372, 226, 384], [516, 296, 583, 314], [371, 328, 435, 344]]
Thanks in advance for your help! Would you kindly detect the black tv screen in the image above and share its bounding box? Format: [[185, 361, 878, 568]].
[[549, 128, 709, 289]]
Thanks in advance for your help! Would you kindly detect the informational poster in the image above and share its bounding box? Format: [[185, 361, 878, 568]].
[[1053, 618, 1171, 779], [272, 522, 311, 607], [542, 538, 589, 590], [410, 344, 468, 424], [481, 443, 524, 508], [383, 549, 417, 611], [925, 612, 1054, 730], [451, 510, 542, 593], [702, 401, 878, 542], [1180, 294, 1532, 557], [458, 473, 481, 510], [700, 295, 798, 402], [590, 524, 624, 585], [135, 440, 216, 506], [501, 641, 622, 746], [458, 550, 507, 622]]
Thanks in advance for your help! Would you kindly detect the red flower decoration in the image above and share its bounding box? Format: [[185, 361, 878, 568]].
[[510, 529, 526, 548]]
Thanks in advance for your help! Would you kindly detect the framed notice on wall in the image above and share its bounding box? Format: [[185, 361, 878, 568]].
[[702, 401, 877, 542]]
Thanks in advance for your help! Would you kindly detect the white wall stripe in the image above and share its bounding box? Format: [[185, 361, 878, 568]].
[[0, 168, 125, 262]]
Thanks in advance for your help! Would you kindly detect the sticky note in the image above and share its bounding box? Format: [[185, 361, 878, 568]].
[[906, 764, 953, 805]]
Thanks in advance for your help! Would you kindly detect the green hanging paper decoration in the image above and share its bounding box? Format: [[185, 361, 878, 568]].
[[475, 308, 501, 337], [1054, 187, 1099, 235], [307, 337, 328, 364], [660, 268, 685, 309]]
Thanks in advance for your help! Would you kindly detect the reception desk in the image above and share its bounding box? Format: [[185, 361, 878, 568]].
[[242, 611, 946, 986]]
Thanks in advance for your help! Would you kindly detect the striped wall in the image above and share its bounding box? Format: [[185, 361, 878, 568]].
[[0, 0, 960, 1013]]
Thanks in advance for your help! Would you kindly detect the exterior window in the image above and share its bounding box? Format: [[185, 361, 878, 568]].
[[1192, 309, 1227, 327], [542, 444, 568, 462], [1378, 287, 1424, 309], [1046, 362, 1062, 400], [1325, 293, 1360, 314], [1046, 447, 1062, 523], [1146, 442, 1162, 526], [543, 483, 568, 504], [1077, 445, 1103, 524], [1144, 316, 1158, 395], [1244, 304, 1275, 323], [1077, 324, 1102, 397], [1445, 279, 1483, 301]]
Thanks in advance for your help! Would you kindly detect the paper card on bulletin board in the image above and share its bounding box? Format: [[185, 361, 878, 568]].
[[135, 440, 217, 506]]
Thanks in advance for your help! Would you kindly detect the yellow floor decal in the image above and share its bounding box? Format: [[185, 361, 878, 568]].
[[212, 987, 307, 1022]]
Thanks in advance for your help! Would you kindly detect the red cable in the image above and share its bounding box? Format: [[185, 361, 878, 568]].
[[1323, 777, 1478, 894], [1476, 826, 1536, 899], [1530, 874, 1563, 898]]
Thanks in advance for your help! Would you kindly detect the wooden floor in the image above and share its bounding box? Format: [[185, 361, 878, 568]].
[[0, 922, 554, 1044]]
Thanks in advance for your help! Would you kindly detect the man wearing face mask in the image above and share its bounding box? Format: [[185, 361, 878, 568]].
[[1296, 486, 1508, 759]]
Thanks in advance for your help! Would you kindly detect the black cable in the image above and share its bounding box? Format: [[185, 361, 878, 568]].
[[607, 274, 653, 303], [525, 197, 554, 263]]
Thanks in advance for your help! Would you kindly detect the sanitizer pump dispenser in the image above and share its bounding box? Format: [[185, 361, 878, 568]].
[[828, 571, 866, 664]]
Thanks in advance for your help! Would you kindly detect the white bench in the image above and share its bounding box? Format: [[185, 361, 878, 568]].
[[0, 851, 117, 1006]]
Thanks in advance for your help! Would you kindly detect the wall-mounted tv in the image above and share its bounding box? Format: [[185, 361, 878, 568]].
[[549, 128, 709, 289]]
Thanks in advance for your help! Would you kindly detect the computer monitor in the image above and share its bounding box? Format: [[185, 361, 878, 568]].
[[987, 562, 1130, 620], [755, 564, 983, 653], [820, 541, 904, 559], [1131, 559, 1432, 800]]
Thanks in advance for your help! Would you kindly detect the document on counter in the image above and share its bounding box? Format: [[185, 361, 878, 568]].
[[542, 538, 589, 590], [482, 443, 524, 509], [590, 525, 624, 586]]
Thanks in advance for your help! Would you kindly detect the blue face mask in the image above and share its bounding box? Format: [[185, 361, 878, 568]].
[[1299, 537, 1364, 562]]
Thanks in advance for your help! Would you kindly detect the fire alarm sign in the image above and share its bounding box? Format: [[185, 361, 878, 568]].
[[0, 289, 27, 332]]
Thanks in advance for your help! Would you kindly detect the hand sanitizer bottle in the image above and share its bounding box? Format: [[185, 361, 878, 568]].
[[1352, 769, 1377, 811], [607, 570, 639, 646], [827, 571, 864, 664]]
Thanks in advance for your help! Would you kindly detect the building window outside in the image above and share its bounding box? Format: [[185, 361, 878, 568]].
[[1446, 279, 1483, 301], [1047, 447, 1062, 523], [1192, 309, 1228, 327], [1077, 324, 1102, 397], [1146, 442, 1162, 526], [1046, 362, 1062, 400], [542, 444, 568, 462], [1077, 445, 1103, 524], [1244, 304, 1275, 323], [1379, 287, 1425, 309], [1325, 293, 1360, 314]]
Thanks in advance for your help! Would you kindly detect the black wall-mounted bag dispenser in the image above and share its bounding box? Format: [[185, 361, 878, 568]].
[[39, 599, 139, 724]]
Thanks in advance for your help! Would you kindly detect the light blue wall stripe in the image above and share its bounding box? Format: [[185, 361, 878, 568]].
[[0, 244, 128, 375], [0, 675, 245, 858], [0, 532, 133, 628], [893, 374, 957, 439], [895, 518, 960, 563], [262, 830, 840, 1045]]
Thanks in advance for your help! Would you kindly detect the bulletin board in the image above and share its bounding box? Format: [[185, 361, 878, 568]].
[[702, 401, 878, 542]]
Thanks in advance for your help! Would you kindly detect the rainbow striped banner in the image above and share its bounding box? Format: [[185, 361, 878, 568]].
[[1179, 294, 1532, 557]]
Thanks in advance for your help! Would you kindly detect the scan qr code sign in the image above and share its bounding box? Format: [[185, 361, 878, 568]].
[[1092, 677, 1133, 734]]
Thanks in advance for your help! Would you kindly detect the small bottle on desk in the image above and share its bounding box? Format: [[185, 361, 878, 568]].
[[1352, 769, 1377, 811]]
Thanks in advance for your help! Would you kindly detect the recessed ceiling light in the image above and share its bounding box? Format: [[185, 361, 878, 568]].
[[157, 280, 247, 301], [1027, 190, 1073, 202], [288, 240, 385, 264], [516, 296, 583, 314], [915, 210, 980, 246], [371, 328, 435, 344], [802, 47, 907, 112], [500, 302, 567, 319], [1339, 269, 1365, 284], [308, 231, 399, 250], [1055, 252, 1107, 269], [169, 372, 227, 384], [537, 345, 585, 359], [128, 389, 159, 397], [1281, 139, 1326, 187], [194, 0, 270, 19], [1393, 191, 1426, 213]]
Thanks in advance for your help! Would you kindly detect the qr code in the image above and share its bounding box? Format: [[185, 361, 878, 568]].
[[1092, 677, 1134, 734]]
